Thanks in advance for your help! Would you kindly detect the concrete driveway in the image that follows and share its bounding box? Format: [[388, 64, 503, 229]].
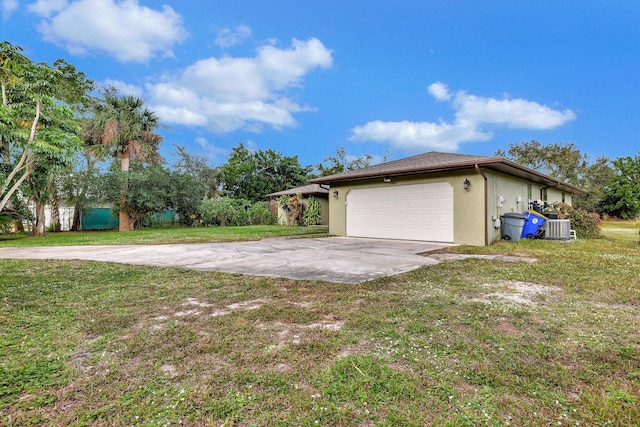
[[0, 237, 453, 283]]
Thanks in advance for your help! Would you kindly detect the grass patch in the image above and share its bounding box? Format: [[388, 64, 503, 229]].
[[601, 219, 640, 245], [0, 225, 329, 247], [1, 221, 639, 425]]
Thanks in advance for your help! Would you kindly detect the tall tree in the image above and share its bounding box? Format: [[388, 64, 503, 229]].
[[496, 140, 613, 211], [600, 153, 640, 219], [317, 146, 388, 176], [85, 88, 163, 231], [0, 42, 87, 226], [1, 41, 29, 163], [495, 140, 589, 184], [172, 144, 219, 199], [102, 161, 172, 229], [575, 156, 614, 212], [218, 143, 312, 202]]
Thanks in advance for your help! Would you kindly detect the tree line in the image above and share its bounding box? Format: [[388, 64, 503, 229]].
[[0, 42, 378, 234], [1, 42, 639, 236], [495, 141, 640, 219]]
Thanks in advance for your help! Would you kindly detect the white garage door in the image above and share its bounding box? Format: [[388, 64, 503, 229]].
[[346, 182, 454, 242]]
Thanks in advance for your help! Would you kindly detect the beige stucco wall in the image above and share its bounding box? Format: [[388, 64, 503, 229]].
[[547, 188, 572, 206], [484, 171, 575, 243], [484, 171, 528, 243], [328, 170, 486, 246], [327, 168, 579, 246], [277, 196, 329, 226]]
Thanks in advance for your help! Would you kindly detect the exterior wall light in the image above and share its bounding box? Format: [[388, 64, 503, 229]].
[[383, 177, 392, 183], [333, 190, 339, 199], [463, 178, 471, 191]]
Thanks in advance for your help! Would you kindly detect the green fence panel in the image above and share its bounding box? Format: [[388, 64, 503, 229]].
[[82, 208, 119, 230], [146, 210, 177, 227]]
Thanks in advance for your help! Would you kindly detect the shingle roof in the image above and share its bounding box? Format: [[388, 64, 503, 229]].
[[265, 184, 329, 198], [310, 151, 587, 194]]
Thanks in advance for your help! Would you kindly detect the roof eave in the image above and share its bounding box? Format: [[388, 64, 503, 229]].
[[310, 158, 587, 195]]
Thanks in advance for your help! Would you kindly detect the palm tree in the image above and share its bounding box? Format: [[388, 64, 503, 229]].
[[86, 89, 162, 231]]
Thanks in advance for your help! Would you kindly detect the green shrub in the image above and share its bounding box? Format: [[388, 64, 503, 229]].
[[551, 203, 603, 239], [568, 209, 603, 239], [248, 202, 277, 225], [277, 195, 290, 210], [0, 211, 12, 232], [277, 193, 303, 225], [303, 196, 322, 226], [199, 197, 235, 226], [230, 198, 253, 226], [199, 197, 277, 226]]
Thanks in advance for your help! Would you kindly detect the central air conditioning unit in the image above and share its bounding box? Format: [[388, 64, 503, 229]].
[[544, 219, 571, 240]]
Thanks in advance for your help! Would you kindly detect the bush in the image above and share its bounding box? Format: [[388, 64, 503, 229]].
[[551, 203, 602, 239], [230, 198, 253, 226], [199, 197, 235, 226], [303, 196, 322, 226], [567, 209, 603, 239], [170, 172, 204, 226], [248, 202, 277, 225], [277, 193, 303, 225], [199, 197, 277, 226]]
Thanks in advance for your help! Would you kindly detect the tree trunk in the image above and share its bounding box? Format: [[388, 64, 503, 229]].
[[71, 204, 82, 231], [34, 202, 46, 237], [119, 145, 132, 232], [119, 209, 131, 231], [49, 188, 61, 232]]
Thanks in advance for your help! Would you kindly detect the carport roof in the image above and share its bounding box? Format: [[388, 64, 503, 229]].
[[310, 151, 587, 194]]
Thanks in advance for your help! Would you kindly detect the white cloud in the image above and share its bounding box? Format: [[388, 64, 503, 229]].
[[102, 79, 143, 97], [146, 37, 333, 133], [28, 0, 68, 17], [194, 136, 228, 163], [453, 91, 576, 129], [427, 81, 451, 101], [350, 120, 491, 152], [2, 0, 18, 19], [350, 82, 576, 152], [214, 24, 251, 49], [32, 0, 188, 62]]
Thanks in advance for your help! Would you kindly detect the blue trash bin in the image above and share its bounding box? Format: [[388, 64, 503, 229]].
[[521, 210, 547, 239]]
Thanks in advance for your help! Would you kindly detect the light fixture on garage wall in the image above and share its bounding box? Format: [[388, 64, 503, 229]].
[[463, 178, 471, 191], [333, 190, 339, 199], [383, 177, 392, 183]]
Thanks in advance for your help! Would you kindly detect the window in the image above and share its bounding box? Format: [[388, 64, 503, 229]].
[[541, 188, 548, 202], [562, 192, 566, 203], [527, 184, 532, 200]]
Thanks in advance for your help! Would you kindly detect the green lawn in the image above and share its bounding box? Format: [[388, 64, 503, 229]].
[[0, 225, 329, 247], [601, 219, 640, 245], [1, 222, 638, 425]]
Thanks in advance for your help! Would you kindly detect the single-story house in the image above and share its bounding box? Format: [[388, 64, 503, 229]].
[[310, 151, 586, 246], [266, 184, 330, 226]]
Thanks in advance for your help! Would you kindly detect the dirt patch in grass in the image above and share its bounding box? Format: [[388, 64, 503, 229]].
[[496, 320, 522, 337], [160, 364, 179, 378], [257, 318, 346, 350], [472, 280, 562, 306]]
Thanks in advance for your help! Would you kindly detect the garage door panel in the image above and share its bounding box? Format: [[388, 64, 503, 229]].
[[346, 182, 453, 242]]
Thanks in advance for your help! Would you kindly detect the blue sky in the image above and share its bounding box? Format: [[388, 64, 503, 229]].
[[2, 0, 639, 169]]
